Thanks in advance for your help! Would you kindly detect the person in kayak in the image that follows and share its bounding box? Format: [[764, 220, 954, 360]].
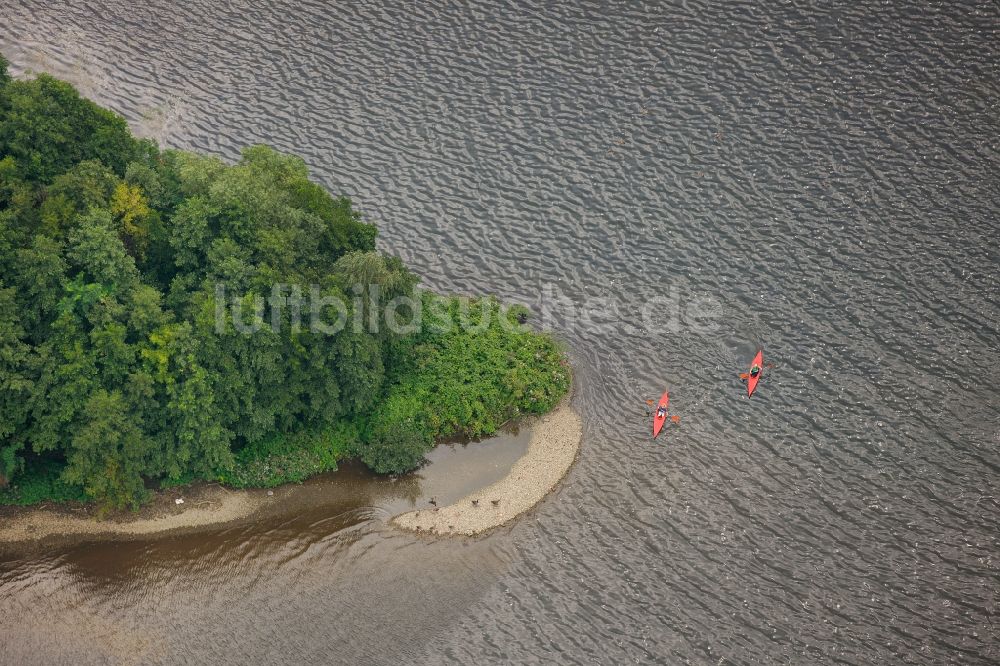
[[656, 405, 667, 418], [750, 364, 761, 378]]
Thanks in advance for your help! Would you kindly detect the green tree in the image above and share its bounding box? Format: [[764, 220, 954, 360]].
[[361, 394, 432, 474], [9, 234, 68, 340], [39, 160, 119, 237], [0, 283, 31, 486], [66, 207, 141, 291], [140, 322, 233, 481], [331, 251, 417, 300], [0, 53, 10, 88], [64, 389, 151, 510], [110, 181, 152, 259], [334, 329, 385, 414], [168, 195, 217, 271], [0, 74, 140, 182], [0, 65, 570, 508]]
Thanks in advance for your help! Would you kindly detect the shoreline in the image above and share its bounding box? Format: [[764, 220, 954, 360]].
[[0, 402, 582, 546], [0, 483, 259, 544], [390, 400, 582, 537]]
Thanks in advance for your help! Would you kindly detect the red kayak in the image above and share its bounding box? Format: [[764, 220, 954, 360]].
[[652, 390, 669, 438], [746, 349, 764, 397]]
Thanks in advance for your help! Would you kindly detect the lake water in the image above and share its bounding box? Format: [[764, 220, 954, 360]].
[[1, 1, 998, 663]]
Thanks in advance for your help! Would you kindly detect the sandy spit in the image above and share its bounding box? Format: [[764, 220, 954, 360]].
[[0, 402, 581, 544], [391, 401, 582, 537], [0, 484, 257, 543]]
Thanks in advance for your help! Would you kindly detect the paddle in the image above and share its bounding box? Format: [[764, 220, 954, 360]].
[[740, 361, 775, 381], [644, 398, 679, 425]]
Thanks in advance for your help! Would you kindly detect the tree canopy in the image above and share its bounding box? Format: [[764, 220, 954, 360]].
[[0, 58, 569, 509]]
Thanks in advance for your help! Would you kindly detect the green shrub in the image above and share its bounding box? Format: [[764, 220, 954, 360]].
[[360, 394, 433, 473], [220, 422, 360, 488], [158, 471, 200, 490], [0, 457, 88, 506], [360, 295, 570, 474]]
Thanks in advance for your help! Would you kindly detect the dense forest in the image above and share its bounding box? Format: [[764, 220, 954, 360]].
[[0, 55, 569, 510]]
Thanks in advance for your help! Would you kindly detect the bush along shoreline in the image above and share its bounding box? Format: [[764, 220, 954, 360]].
[[0, 56, 570, 511]]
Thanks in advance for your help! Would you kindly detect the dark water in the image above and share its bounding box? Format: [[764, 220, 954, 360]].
[[2, 1, 998, 663]]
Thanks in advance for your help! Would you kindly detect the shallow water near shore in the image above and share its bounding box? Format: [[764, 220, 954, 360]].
[[0, 425, 533, 547], [1, 0, 998, 663], [0, 430, 534, 663]]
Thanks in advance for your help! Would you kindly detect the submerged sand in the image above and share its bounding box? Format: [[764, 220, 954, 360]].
[[391, 401, 582, 536], [0, 484, 257, 543]]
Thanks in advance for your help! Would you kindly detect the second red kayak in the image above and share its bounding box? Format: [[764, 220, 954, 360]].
[[652, 390, 669, 438], [746, 350, 764, 397]]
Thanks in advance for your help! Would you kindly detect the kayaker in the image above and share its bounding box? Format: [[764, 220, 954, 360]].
[[750, 364, 761, 378], [656, 406, 667, 418]]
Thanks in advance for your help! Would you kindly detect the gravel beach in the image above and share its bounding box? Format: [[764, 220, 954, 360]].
[[391, 401, 582, 536], [0, 484, 257, 543], [0, 404, 581, 544]]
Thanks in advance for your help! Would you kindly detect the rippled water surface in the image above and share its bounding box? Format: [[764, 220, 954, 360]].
[[1, 1, 998, 663]]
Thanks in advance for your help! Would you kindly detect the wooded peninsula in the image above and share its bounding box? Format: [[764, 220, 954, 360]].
[[0, 56, 570, 511]]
